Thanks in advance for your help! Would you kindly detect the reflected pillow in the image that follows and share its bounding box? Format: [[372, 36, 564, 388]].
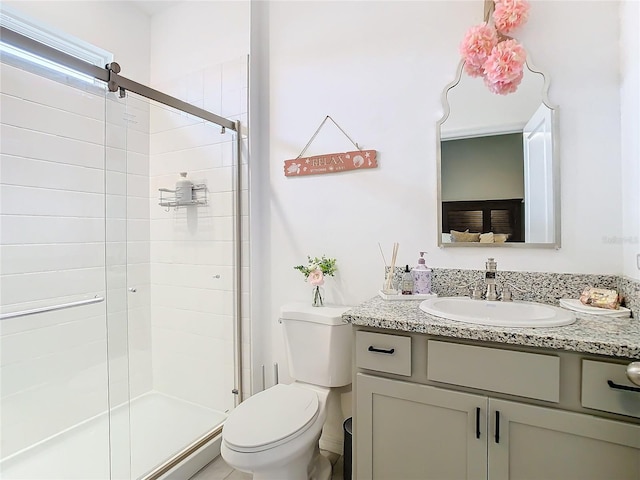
[[450, 230, 480, 242], [479, 232, 494, 243], [494, 233, 510, 243]]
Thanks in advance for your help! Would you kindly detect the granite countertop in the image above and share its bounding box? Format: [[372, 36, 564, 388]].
[[343, 296, 640, 359]]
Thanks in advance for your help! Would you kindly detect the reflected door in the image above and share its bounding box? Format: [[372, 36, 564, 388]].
[[523, 104, 554, 243]]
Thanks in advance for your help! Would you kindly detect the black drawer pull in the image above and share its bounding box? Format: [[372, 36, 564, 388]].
[[607, 380, 640, 393], [475, 407, 481, 439], [494, 410, 500, 444], [368, 346, 395, 355]]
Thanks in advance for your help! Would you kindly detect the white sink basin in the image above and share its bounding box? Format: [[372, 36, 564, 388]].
[[419, 297, 576, 327]]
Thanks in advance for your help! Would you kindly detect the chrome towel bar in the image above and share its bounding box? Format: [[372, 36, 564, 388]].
[[0, 296, 105, 320]]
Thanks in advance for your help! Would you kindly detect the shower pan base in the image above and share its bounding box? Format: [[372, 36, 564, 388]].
[[0, 391, 227, 480]]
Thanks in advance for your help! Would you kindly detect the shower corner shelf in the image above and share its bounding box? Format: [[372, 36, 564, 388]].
[[158, 184, 208, 210]]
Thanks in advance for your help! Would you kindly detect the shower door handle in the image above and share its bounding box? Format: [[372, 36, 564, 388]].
[[0, 296, 104, 320]]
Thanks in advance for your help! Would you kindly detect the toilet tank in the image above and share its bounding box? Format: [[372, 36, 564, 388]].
[[280, 303, 352, 387]]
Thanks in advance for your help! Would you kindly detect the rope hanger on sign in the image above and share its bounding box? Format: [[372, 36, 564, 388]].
[[295, 115, 363, 159]]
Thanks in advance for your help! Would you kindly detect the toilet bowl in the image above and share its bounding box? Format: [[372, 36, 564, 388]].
[[221, 303, 352, 480], [221, 383, 332, 480]]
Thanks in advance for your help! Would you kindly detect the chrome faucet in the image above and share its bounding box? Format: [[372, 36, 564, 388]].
[[484, 257, 499, 301]]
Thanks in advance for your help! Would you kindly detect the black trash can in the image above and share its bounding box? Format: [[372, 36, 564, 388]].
[[343, 417, 353, 480]]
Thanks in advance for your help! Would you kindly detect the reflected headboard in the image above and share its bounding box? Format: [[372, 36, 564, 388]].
[[442, 198, 523, 242]]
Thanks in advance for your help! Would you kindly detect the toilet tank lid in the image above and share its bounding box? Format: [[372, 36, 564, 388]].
[[280, 303, 351, 325]]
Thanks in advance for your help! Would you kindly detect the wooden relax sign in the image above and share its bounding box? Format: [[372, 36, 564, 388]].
[[283, 150, 377, 177]]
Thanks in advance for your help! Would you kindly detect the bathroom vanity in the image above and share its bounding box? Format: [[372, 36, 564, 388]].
[[345, 297, 640, 480]]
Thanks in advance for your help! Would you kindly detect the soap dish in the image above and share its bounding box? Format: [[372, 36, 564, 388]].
[[559, 299, 631, 318], [378, 290, 438, 301]]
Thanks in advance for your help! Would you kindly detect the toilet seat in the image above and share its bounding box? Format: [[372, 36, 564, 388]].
[[223, 384, 320, 453]]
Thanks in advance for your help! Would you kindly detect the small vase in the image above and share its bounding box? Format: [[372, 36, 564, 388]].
[[312, 285, 324, 307]]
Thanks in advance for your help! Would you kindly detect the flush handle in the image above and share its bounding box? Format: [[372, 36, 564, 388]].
[[368, 346, 395, 355]]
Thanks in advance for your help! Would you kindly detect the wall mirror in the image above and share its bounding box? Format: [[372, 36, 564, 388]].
[[437, 60, 560, 248]]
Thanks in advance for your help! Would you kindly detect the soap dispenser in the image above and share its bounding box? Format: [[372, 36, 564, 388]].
[[401, 265, 414, 295], [412, 252, 432, 295], [175, 172, 194, 205]]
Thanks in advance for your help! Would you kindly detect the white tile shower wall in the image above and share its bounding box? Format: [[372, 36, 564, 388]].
[[148, 57, 247, 413], [0, 64, 110, 458], [150, 0, 250, 399]]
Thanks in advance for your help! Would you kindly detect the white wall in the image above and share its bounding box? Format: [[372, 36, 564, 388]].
[[3, 0, 151, 83], [441, 134, 524, 202], [250, 1, 632, 383], [442, 62, 544, 137], [620, 0, 640, 281]]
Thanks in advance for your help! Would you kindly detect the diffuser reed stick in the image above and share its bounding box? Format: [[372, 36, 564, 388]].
[[386, 242, 399, 291], [378, 242, 388, 268]]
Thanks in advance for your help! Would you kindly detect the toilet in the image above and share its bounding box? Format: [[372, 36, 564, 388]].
[[221, 303, 352, 480]]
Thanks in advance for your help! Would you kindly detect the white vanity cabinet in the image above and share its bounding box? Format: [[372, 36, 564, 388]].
[[354, 330, 640, 480]]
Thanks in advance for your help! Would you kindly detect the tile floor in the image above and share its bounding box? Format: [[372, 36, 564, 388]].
[[190, 450, 345, 480]]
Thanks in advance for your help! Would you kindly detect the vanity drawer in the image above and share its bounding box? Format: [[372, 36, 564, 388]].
[[355, 331, 411, 376], [581, 360, 640, 419], [427, 340, 560, 402]]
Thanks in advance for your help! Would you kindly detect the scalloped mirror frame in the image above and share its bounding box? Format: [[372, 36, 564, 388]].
[[436, 58, 561, 249]]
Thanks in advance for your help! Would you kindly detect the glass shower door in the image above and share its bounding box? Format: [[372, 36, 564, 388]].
[[0, 51, 113, 479], [111, 89, 239, 478]]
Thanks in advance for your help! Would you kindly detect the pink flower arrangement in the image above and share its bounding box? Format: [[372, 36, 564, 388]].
[[308, 268, 325, 286], [483, 39, 527, 85], [493, 0, 530, 34], [294, 255, 337, 307], [459, 23, 498, 77], [458, 0, 530, 95], [484, 69, 524, 95]]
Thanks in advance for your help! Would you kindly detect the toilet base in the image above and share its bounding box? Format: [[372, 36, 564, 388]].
[[310, 452, 332, 480], [223, 439, 332, 480]]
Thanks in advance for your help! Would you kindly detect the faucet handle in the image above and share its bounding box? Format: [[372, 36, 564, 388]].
[[471, 281, 484, 300], [456, 281, 483, 299], [456, 282, 474, 296], [500, 282, 526, 301], [500, 285, 512, 302]]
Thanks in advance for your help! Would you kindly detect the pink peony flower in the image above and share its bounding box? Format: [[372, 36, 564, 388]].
[[493, 0, 530, 34], [308, 268, 325, 286], [483, 39, 527, 85], [484, 69, 524, 95], [459, 23, 498, 71], [464, 61, 485, 78]]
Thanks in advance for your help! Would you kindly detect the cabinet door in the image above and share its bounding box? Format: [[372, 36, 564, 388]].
[[489, 399, 640, 480], [356, 373, 487, 480]]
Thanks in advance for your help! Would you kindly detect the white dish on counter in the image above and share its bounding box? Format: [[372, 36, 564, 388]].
[[559, 299, 631, 318], [378, 290, 437, 301]]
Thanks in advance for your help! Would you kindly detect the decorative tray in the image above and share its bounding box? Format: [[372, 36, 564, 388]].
[[378, 290, 438, 301]]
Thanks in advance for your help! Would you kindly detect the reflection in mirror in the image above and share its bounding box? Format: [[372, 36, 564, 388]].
[[437, 60, 559, 248]]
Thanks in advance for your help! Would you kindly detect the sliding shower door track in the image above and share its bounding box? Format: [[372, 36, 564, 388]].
[[143, 426, 223, 480], [0, 26, 236, 131]]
